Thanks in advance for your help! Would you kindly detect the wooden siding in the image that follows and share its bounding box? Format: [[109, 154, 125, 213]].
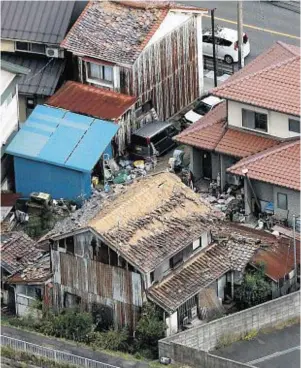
[[131, 17, 199, 120]]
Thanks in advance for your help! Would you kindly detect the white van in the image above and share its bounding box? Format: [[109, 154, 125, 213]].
[[203, 27, 250, 64]]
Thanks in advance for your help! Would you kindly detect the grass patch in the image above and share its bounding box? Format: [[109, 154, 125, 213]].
[[243, 329, 258, 341], [261, 317, 300, 334]]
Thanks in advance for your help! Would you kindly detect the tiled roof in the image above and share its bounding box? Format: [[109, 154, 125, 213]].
[[61, 1, 206, 66], [212, 56, 300, 116], [7, 253, 51, 284], [88, 172, 222, 273], [1, 1, 75, 44], [175, 102, 279, 158], [148, 223, 275, 312], [227, 139, 300, 191], [216, 128, 279, 158], [47, 81, 137, 121], [0, 232, 43, 275], [251, 237, 300, 282], [174, 102, 227, 150]]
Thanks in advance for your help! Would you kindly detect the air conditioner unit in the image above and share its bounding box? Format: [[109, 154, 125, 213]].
[[46, 47, 59, 58]]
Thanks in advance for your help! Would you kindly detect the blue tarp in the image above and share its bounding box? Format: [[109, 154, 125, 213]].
[[6, 105, 119, 172]]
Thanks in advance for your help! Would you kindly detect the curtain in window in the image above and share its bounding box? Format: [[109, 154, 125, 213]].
[[242, 109, 255, 129]]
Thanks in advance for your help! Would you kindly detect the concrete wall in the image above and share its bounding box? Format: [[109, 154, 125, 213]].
[[190, 147, 203, 179], [228, 101, 300, 139], [170, 344, 255, 368], [159, 291, 300, 354]]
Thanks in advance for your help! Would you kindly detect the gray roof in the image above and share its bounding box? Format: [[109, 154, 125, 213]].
[[1, 53, 65, 96], [1, 60, 30, 75], [133, 122, 172, 138], [1, 1, 75, 45]]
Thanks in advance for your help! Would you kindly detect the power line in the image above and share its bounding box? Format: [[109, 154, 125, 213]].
[[23, 58, 54, 83]]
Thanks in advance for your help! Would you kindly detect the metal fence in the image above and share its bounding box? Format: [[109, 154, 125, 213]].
[[1, 335, 120, 368], [204, 56, 236, 75]]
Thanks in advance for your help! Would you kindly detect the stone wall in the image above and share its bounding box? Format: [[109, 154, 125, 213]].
[[159, 291, 300, 357]]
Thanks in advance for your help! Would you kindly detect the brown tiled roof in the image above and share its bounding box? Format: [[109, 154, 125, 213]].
[[227, 138, 300, 191], [47, 81, 137, 121], [212, 56, 300, 116], [174, 102, 227, 150], [148, 223, 275, 312], [251, 237, 300, 282], [216, 128, 279, 158], [7, 253, 51, 284], [175, 102, 279, 158], [88, 172, 222, 273], [1, 232, 43, 275], [61, 1, 206, 66]]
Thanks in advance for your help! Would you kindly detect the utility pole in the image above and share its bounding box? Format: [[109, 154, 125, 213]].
[[237, 0, 244, 69], [211, 8, 217, 87], [293, 215, 298, 287]]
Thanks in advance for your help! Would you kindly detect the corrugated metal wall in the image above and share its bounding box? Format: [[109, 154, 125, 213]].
[[51, 250, 143, 330], [130, 17, 198, 121], [14, 156, 91, 199]]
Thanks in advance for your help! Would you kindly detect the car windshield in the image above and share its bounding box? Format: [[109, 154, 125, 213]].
[[193, 102, 212, 115]]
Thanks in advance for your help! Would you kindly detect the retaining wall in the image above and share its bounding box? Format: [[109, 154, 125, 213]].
[[159, 291, 300, 364]]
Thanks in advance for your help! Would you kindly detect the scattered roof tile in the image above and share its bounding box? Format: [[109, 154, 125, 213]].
[[7, 253, 51, 284], [227, 139, 300, 191], [212, 56, 300, 116], [148, 223, 276, 312], [1, 232, 43, 275], [61, 1, 206, 65], [47, 81, 137, 121]]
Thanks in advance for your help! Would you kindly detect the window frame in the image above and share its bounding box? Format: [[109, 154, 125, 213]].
[[277, 192, 288, 211], [242, 108, 268, 133], [86, 61, 114, 87], [15, 41, 46, 55], [289, 118, 300, 133]]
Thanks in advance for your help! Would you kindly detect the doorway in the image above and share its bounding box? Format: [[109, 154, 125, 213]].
[[202, 151, 212, 179]]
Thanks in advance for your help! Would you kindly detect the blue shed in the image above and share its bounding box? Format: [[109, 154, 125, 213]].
[[5, 105, 119, 200]]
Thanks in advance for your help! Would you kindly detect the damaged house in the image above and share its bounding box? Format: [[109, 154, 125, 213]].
[[175, 41, 300, 225], [60, 0, 207, 152], [40, 172, 280, 335], [1, 231, 51, 317]]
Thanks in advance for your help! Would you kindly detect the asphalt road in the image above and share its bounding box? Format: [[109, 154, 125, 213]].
[[214, 324, 300, 368], [184, 0, 300, 63]]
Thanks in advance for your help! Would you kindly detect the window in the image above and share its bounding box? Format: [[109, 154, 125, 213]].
[[16, 41, 45, 54], [58, 238, 65, 249], [202, 35, 212, 43], [150, 271, 154, 284], [66, 236, 74, 254], [218, 38, 232, 47], [277, 193, 288, 210], [242, 109, 268, 132], [26, 97, 35, 110], [289, 119, 300, 133], [170, 251, 183, 269], [192, 238, 202, 251], [87, 62, 113, 84]]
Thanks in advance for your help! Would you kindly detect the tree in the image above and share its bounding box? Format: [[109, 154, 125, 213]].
[[235, 264, 272, 310], [135, 302, 166, 358]]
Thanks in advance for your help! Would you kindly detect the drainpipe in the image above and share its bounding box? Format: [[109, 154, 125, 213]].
[[242, 169, 261, 213], [293, 215, 298, 287], [231, 271, 234, 299]]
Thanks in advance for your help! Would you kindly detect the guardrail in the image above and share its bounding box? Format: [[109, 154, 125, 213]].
[[1, 335, 120, 368]]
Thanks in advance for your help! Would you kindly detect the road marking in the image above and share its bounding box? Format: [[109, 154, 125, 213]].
[[247, 345, 300, 365], [203, 14, 300, 40]]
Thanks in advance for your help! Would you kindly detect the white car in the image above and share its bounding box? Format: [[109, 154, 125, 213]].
[[203, 27, 250, 64], [183, 96, 223, 125]]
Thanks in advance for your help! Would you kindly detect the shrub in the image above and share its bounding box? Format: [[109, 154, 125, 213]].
[[135, 303, 166, 358], [91, 328, 129, 351]]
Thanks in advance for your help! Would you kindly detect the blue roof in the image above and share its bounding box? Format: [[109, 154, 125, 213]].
[[6, 105, 119, 172]]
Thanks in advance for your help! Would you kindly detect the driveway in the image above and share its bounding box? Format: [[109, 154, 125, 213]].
[[214, 324, 300, 368]]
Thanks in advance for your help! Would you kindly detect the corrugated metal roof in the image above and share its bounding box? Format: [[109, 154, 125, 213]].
[[47, 81, 137, 121], [1, 1, 75, 44], [5, 105, 119, 173], [1, 53, 65, 96]]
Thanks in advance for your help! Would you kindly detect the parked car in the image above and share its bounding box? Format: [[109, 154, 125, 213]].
[[129, 122, 179, 160], [182, 95, 223, 126], [203, 27, 250, 64]]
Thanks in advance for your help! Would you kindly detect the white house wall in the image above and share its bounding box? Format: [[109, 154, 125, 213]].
[[0, 93, 18, 146], [166, 311, 178, 337], [227, 100, 300, 138], [147, 12, 191, 46]]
